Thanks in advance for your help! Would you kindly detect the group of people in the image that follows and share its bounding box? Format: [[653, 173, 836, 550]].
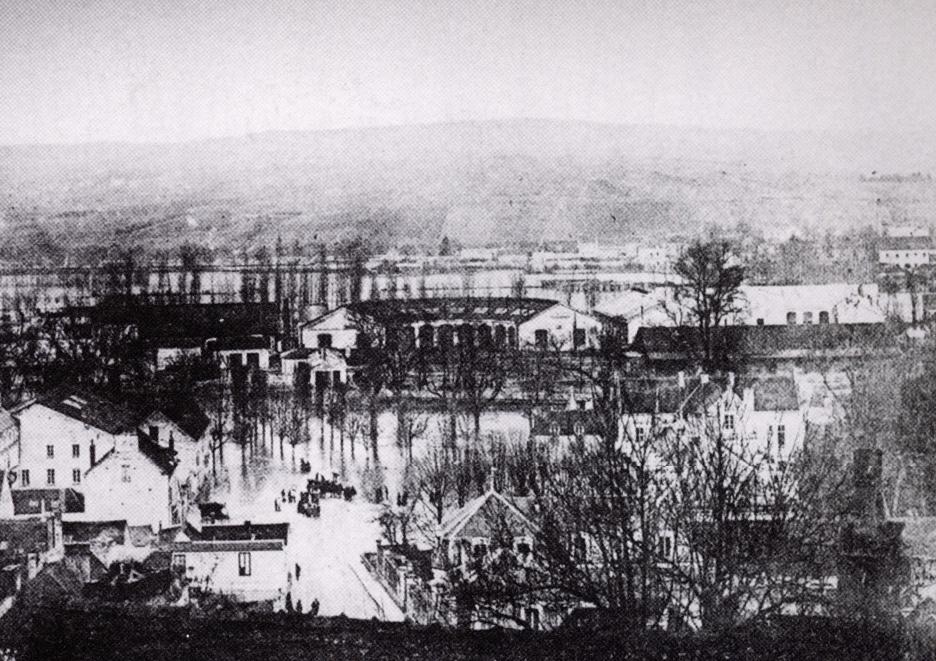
[[274, 487, 300, 512], [286, 563, 320, 616]]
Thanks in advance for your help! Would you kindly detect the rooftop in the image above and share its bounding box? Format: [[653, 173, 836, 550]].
[[33, 385, 142, 435], [344, 297, 560, 325]]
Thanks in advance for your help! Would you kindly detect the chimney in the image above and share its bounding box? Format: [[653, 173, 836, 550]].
[[677, 371, 686, 389], [852, 448, 883, 522], [168, 431, 175, 454], [727, 372, 736, 389], [89, 441, 96, 468]]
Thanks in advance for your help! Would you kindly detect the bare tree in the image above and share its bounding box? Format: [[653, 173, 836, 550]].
[[671, 239, 745, 371]]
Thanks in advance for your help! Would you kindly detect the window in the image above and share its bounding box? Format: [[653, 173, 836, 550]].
[[724, 414, 735, 430], [46, 445, 54, 458], [229, 353, 243, 367], [534, 329, 549, 349], [247, 352, 260, 367], [238, 551, 251, 576], [573, 535, 587, 562], [72, 469, 81, 485], [121, 464, 131, 483], [803, 311, 813, 325], [658, 535, 673, 559], [819, 311, 830, 324], [786, 311, 797, 325], [46, 469, 55, 486], [635, 426, 645, 444], [777, 425, 786, 449], [516, 539, 531, 556], [72, 444, 80, 458], [20, 470, 30, 487], [573, 328, 586, 348], [756, 318, 764, 326], [526, 606, 541, 630], [317, 333, 333, 349], [473, 541, 488, 558], [172, 553, 186, 571], [149, 426, 159, 441]]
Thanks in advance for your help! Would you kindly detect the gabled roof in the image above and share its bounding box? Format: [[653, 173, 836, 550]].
[[439, 490, 536, 540], [31, 385, 142, 435], [136, 396, 210, 441]]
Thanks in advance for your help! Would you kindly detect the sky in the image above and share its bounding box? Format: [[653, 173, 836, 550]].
[[1, 0, 935, 144]]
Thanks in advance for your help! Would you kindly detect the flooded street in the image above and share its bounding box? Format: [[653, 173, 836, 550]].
[[205, 409, 529, 619]]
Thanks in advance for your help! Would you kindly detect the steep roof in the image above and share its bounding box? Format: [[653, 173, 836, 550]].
[[879, 236, 935, 251], [439, 490, 536, 540], [530, 409, 604, 437], [32, 385, 142, 435]]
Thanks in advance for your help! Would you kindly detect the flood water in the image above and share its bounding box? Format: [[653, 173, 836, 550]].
[[204, 408, 529, 618]]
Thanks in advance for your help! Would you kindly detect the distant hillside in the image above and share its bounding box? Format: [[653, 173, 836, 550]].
[[2, 119, 936, 256]]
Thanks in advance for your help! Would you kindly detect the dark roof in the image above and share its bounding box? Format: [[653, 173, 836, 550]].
[[530, 409, 604, 437], [879, 236, 935, 251], [344, 297, 559, 325], [0, 518, 53, 558], [130, 394, 210, 441], [192, 522, 289, 545], [63, 520, 127, 545], [281, 347, 318, 359], [739, 375, 799, 411], [12, 489, 84, 515], [136, 434, 178, 475], [34, 385, 142, 434], [631, 323, 898, 361], [211, 335, 269, 351], [152, 336, 203, 349], [171, 539, 285, 552], [89, 302, 279, 342]]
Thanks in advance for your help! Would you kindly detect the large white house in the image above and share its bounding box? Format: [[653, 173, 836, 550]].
[[299, 297, 606, 354], [11, 387, 203, 529]]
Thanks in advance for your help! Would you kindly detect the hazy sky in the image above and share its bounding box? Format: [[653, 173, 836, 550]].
[[1, 0, 934, 144]]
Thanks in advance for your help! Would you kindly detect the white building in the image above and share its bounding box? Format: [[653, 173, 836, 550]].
[[878, 236, 936, 267], [169, 522, 290, 605], [299, 298, 606, 354], [734, 284, 885, 326]]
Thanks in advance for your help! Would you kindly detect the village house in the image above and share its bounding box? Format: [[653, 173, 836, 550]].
[[279, 346, 349, 389], [878, 235, 936, 268], [0, 477, 64, 619], [166, 521, 290, 606], [299, 297, 605, 354], [11, 386, 201, 529], [434, 490, 558, 630]]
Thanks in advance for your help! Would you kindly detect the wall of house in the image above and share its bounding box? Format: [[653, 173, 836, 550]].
[[518, 306, 603, 350], [217, 349, 270, 370], [179, 547, 287, 603], [14, 405, 120, 490], [141, 413, 210, 506], [80, 438, 172, 527]]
